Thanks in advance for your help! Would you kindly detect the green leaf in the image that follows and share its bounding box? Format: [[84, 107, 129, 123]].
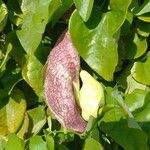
[[131, 52, 150, 85], [17, 0, 52, 54], [125, 89, 149, 112], [6, 88, 26, 133], [48, 0, 61, 21], [117, 63, 147, 94], [79, 70, 105, 121], [69, 9, 116, 81], [83, 137, 103, 150], [136, 20, 150, 37], [99, 87, 149, 150], [17, 113, 29, 139], [125, 33, 147, 59], [135, 0, 150, 16], [138, 12, 150, 22], [69, 0, 131, 81], [125, 74, 147, 94], [27, 106, 46, 135], [46, 135, 55, 150], [6, 31, 26, 67], [0, 88, 26, 136], [74, 0, 94, 22], [125, 89, 150, 123], [22, 54, 44, 98], [125, 89, 150, 148], [99, 112, 148, 150], [29, 136, 47, 150], [0, 0, 8, 32], [0, 42, 12, 75], [112, 88, 141, 127], [5, 133, 25, 150]]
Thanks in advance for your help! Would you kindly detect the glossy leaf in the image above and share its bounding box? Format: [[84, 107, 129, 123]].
[[69, 0, 131, 81], [5, 133, 25, 150], [131, 52, 150, 85], [69, 9, 117, 81], [74, 0, 94, 22], [29, 136, 47, 150], [17, 0, 52, 54]]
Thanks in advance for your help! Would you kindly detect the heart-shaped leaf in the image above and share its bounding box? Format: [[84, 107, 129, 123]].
[[69, 0, 131, 81]]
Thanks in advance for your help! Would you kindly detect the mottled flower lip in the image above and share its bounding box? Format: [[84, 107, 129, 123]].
[[44, 30, 87, 133]]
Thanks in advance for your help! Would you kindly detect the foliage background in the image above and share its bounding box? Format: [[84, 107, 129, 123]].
[[0, 0, 150, 149]]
